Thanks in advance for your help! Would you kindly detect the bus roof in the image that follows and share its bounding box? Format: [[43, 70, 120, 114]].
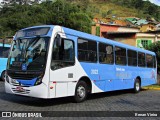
[[19, 25, 156, 55]]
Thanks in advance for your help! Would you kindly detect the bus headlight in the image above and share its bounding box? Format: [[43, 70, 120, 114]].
[[34, 76, 43, 86], [6, 75, 9, 83]]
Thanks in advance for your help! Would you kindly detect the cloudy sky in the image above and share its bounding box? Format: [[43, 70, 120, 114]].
[[147, 0, 160, 6]]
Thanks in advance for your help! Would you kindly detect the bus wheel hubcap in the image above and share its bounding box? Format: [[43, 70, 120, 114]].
[[136, 82, 140, 91], [77, 86, 85, 98]]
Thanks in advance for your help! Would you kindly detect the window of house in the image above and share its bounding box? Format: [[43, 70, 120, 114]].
[[141, 40, 149, 48]]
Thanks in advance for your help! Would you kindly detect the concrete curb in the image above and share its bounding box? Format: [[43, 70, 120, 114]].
[[142, 87, 160, 90]]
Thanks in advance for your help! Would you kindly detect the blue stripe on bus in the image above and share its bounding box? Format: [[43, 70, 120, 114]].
[[80, 62, 156, 91], [17, 78, 37, 86]]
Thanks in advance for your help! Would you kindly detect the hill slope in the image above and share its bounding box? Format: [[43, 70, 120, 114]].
[[68, 0, 160, 21]]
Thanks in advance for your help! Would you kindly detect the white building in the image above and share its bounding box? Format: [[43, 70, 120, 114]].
[[0, 0, 42, 6]]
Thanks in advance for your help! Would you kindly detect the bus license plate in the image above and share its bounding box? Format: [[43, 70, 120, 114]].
[[16, 86, 25, 92]]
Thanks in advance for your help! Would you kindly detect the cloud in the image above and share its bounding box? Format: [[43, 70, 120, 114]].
[[148, 0, 160, 6]]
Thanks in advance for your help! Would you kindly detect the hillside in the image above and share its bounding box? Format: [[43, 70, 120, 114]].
[[91, 2, 146, 18], [68, 0, 160, 21]]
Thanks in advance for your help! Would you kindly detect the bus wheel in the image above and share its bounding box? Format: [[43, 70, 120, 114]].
[[74, 81, 88, 103], [134, 79, 141, 93], [1, 71, 6, 81]]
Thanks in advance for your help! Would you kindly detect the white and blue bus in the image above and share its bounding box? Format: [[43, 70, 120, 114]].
[[0, 43, 10, 81], [5, 25, 157, 102]]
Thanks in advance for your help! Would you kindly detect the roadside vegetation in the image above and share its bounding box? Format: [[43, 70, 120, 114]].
[[146, 41, 160, 72], [145, 41, 160, 85]]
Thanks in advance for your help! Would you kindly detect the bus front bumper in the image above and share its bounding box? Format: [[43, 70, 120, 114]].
[[5, 81, 49, 99]]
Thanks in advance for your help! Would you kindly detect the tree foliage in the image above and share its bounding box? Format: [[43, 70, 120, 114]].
[[0, 0, 92, 38], [145, 41, 160, 72]]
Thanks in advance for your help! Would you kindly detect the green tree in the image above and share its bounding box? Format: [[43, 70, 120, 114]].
[[0, 0, 93, 37], [145, 41, 160, 72]]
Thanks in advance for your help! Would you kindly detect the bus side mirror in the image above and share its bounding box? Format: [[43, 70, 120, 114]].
[[56, 34, 62, 47]]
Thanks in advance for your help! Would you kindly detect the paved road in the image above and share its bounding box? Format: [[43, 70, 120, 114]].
[[0, 81, 160, 119]]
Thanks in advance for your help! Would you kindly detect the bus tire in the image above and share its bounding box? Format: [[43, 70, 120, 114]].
[[74, 81, 88, 103], [134, 79, 141, 93], [1, 70, 6, 81]]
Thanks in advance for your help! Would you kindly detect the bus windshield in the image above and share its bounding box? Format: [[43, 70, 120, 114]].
[[7, 37, 50, 71]]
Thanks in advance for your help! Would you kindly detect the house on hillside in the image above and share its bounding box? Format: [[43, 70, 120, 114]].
[[92, 21, 160, 49], [92, 23, 140, 46], [135, 19, 148, 26], [140, 24, 156, 32], [126, 18, 149, 26], [114, 20, 128, 26], [125, 17, 139, 25], [93, 18, 114, 25], [136, 30, 160, 48], [156, 23, 160, 30], [0, 0, 41, 6]]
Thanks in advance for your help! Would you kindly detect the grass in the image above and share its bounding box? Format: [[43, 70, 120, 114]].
[[147, 84, 160, 88], [142, 84, 160, 90], [93, 3, 139, 18], [74, 0, 150, 19]]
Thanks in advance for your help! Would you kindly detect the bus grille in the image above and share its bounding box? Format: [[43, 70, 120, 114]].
[[11, 82, 31, 87], [9, 74, 35, 80], [12, 88, 30, 94], [8, 71, 40, 80]]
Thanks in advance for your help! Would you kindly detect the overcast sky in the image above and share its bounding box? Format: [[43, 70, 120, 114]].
[[147, 0, 160, 6]]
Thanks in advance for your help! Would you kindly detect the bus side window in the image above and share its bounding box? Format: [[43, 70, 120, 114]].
[[2, 47, 10, 58], [116, 57, 122, 65], [128, 50, 137, 66], [154, 56, 156, 68], [115, 46, 126, 65], [64, 40, 74, 61], [51, 37, 75, 70], [78, 38, 97, 62], [99, 43, 113, 64], [0, 46, 10, 58], [138, 52, 145, 67], [146, 54, 154, 68]]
